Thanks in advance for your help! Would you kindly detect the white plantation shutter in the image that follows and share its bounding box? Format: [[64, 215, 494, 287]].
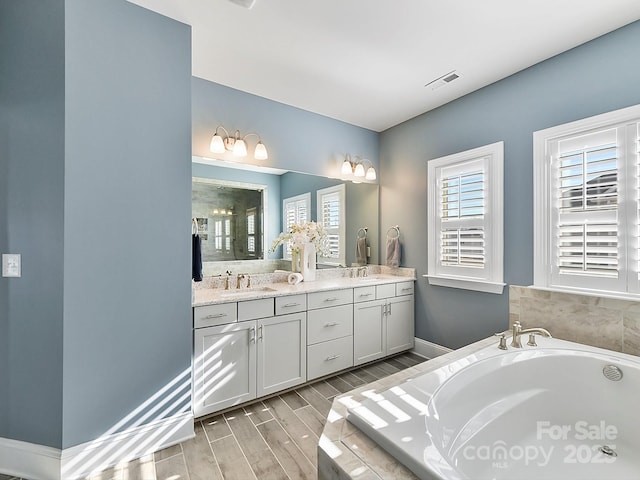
[[317, 184, 345, 266], [440, 167, 486, 270], [282, 193, 310, 258], [534, 105, 640, 297], [427, 142, 504, 293]]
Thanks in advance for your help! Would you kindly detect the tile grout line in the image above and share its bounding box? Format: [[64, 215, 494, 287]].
[[252, 418, 295, 480], [198, 419, 225, 480], [269, 397, 319, 469], [212, 427, 259, 480]]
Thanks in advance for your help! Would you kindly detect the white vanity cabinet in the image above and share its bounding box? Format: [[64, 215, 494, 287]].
[[306, 289, 354, 380], [256, 312, 306, 397], [193, 298, 307, 418], [353, 281, 415, 366]]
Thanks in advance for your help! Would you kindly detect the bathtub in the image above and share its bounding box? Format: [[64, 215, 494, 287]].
[[346, 337, 640, 479]]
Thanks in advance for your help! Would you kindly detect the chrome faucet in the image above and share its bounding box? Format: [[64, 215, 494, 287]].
[[236, 274, 246, 289], [357, 266, 368, 277], [510, 320, 552, 348]]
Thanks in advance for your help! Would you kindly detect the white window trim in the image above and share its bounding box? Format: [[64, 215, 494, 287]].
[[533, 103, 640, 299], [317, 183, 346, 266], [425, 141, 505, 294]]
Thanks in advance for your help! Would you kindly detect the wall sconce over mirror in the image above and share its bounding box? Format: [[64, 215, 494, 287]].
[[341, 154, 376, 181], [210, 125, 269, 160]]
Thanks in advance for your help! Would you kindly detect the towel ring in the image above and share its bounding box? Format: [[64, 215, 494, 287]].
[[357, 227, 368, 239], [386, 225, 400, 239], [192, 218, 199, 235]]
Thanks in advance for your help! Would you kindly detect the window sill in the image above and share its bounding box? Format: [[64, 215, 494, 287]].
[[423, 275, 505, 294]]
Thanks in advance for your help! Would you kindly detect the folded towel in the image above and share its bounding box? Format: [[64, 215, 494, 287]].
[[192, 234, 203, 282], [288, 272, 304, 285], [355, 237, 367, 265], [386, 237, 401, 267]]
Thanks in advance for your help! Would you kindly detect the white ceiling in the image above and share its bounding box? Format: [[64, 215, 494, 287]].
[[128, 0, 640, 132]]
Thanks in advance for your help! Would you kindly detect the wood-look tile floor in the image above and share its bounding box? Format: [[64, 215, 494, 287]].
[[2, 352, 426, 480]]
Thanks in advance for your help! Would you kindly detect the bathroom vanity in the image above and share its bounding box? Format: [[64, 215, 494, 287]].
[[192, 268, 415, 418]]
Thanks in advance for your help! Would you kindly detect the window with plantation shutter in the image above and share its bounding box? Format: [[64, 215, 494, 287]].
[[317, 184, 345, 266], [426, 142, 504, 294], [534, 104, 640, 297], [282, 193, 310, 259]]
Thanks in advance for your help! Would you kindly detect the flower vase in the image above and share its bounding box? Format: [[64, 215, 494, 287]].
[[291, 250, 301, 273], [301, 242, 316, 281]]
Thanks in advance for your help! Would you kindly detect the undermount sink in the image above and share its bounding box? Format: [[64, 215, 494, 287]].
[[352, 275, 389, 283], [218, 286, 278, 297]]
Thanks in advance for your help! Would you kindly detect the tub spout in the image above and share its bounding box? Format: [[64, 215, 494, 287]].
[[510, 321, 552, 348]]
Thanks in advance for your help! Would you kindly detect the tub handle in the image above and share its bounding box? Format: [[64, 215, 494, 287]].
[[494, 333, 508, 350]]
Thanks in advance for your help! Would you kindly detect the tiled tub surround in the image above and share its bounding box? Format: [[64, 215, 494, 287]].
[[509, 285, 640, 356]]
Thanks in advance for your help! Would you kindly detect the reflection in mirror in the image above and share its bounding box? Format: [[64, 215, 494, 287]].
[[192, 156, 379, 275], [192, 177, 265, 261]]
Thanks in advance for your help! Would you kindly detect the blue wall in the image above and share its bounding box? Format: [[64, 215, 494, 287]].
[[192, 77, 380, 179], [0, 0, 66, 448], [380, 20, 640, 349], [62, 0, 192, 448]]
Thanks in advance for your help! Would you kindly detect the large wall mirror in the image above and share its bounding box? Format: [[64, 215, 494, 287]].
[[193, 156, 380, 275]]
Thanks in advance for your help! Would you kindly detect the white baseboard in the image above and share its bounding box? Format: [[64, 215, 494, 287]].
[[0, 412, 194, 480], [412, 337, 453, 359], [0, 437, 61, 480]]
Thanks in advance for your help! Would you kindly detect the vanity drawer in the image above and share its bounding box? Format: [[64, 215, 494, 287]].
[[275, 294, 307, 315], [238, 298, 274, 321], [307, 288, 353, 310], [376, 283, 396, 299], [307, 304, 353, 345], [353, 286, 376, 303], [307, 335, 353, 380], [396, 281, 414, 296], [194, 303, 237, 328]]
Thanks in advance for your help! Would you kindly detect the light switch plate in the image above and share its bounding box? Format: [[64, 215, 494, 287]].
[[2, 254, 21, 277]]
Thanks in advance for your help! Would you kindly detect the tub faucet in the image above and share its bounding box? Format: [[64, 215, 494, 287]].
[[510, 321, 552, 348]]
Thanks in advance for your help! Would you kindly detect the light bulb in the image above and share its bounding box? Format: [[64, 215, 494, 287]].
[[233, 138, 247, 157], [254, 141, 268, 160], [354, 163, 365, 177], [365, 166, 377, 181], [341, 159, 353, 175], [210, 134, 225, 154]]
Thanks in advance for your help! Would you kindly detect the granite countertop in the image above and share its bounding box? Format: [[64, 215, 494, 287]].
[[317, 335, 497, 480], [193, 267, 416, 307]]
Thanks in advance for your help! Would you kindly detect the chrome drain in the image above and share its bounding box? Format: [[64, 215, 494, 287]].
[[603, 365, 623, 381], [599, 445, 618, 457]]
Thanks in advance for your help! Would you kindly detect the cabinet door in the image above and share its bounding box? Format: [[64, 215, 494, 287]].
[[257, 313, 307, 397], [353, 299, 386, 366], [193, 321, 256, 417], [386, 295, 415, 355]]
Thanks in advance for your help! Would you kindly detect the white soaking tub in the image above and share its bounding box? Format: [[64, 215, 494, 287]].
[[347, 337, 640, 479]]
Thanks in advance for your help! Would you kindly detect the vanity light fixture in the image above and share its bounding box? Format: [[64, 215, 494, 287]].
[[341, 154, 377, 181], [210, 125, 268, 160]]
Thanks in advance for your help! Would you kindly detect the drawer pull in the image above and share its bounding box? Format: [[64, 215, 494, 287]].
[[401, 287, 412, 292], [324, 322, 339, 327], [324, 297, 339, 302], [283, 302, 301, 307], [325, 354, 341, 361], [359, 293, 373, 297], [204, 313, 227, 319]]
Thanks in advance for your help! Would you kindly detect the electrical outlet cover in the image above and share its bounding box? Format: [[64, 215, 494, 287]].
[[2, 254, 21, 277]]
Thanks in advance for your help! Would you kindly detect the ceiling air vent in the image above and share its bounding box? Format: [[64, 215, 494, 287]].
[[425, 70, 462, 90]]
